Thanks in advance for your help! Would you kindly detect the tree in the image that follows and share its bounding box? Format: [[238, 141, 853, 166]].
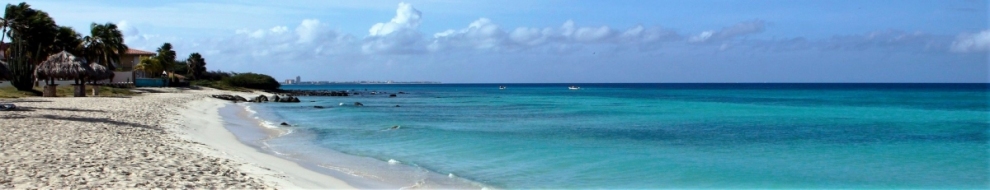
[[186, 52, 206, 80], [3, 2, 59, 91], [83, 22, 127, 71], [135, 56, 164, 77], [54, 26, 83, 55], [173, 60, 188, 76], [155, 43, 176, 73], [223, 73, 280, 90]]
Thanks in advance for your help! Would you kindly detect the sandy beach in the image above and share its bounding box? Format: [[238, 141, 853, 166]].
[[0, 87, 354, 189]]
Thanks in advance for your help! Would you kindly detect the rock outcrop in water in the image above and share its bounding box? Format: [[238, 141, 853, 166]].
[[279, 90, 350, 96], [210, 94, 248, 102], [250, 95, 269, 102]]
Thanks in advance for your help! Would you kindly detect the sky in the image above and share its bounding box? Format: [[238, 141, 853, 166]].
[[10, 0, 990, 83]]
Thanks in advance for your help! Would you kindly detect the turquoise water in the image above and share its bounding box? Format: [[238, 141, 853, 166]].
[[248, 84, 989, 189]]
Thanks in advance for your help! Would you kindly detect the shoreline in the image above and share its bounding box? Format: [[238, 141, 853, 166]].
[[220, 103, 402, 189], [0, 87, 485, 189], [167, 92, 357, 189], [230, 98, 489, 189]]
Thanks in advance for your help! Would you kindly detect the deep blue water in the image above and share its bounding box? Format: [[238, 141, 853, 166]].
[[246, 83, 989, 189]]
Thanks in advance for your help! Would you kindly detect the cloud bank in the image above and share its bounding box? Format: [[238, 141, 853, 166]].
[[113, 2, 982, 82], [950, 30, 990, 53], [363, 2, 425, 54]]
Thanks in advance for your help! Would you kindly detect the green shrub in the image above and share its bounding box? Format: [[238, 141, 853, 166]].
[[221, 73, 280, 90], [200, 70, 233, 81]]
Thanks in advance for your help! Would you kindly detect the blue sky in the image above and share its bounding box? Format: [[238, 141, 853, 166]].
[[16, 0, 990, 82]]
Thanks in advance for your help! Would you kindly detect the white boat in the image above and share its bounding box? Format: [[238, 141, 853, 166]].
[[568, 86, 580, 90], [499, 86, 506, 90]]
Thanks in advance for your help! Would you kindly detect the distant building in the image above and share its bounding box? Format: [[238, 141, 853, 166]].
[[285, 79, 294, 84], [296, 76, 301, 83]]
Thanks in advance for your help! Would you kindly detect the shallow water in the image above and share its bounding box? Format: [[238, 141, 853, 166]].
[[245, 83, 989, 189]]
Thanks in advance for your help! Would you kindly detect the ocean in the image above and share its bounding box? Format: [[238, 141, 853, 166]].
[[234, 83, 989, 189]]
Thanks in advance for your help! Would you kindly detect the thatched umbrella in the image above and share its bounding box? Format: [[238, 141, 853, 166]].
[[87, 63, 114, 96], [35, 51, 93, 97], [0, 60, 10, 81], [87, 63, 114, 82], [35, 51, 90, 85]]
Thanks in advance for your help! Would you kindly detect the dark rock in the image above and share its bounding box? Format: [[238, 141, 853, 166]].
[[354, 102, 364, 106], [389, 94, 397, 97], [280, 122, 290, 126], [395, 105, 400, 107], [211, 94, 249, 103], [273, 95, 281, 102], [252, 95, 269, 102], [314, 106, 325, 109]]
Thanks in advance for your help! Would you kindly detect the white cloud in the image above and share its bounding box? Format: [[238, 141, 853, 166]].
[[431, 19, 679, 52], [950, 30, 990, 53], [429, 18, 506, 51], [689, 30, 715, 42], [509, 27, 551, 46], [297, 19, 329, 44], [822, 30, 951, 52], [116, 20, 140, 37], [236, 26, 289, 39], [363, 2, 425, 54], [689, 20, 765, 43], [369, 2, 421, 37]]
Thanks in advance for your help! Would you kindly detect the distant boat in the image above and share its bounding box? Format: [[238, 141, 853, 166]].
[[499, 86, 506, 90], [568, 86, 580, 90]]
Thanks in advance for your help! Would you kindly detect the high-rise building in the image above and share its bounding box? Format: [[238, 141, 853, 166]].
[[296, 76, 301, 84]]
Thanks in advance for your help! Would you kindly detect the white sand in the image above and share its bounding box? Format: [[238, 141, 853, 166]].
[[0, 87, 354, 189]]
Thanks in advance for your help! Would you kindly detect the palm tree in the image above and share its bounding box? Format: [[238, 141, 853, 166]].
[[135, 56, 164, 78], [54, 26, 83, 55], [83, 22, 127, 71], [186, 52, 206, 80], [3, 2, 58, 91], [156, 43, 176, 71]]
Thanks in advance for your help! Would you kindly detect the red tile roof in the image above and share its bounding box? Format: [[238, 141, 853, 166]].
[[126, 48, 156, 55]]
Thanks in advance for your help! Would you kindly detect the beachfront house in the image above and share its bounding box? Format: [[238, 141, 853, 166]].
[[109, 48, 157, 83]]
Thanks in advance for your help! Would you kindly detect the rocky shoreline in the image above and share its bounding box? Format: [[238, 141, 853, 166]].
[[271, 89, 407, 97]]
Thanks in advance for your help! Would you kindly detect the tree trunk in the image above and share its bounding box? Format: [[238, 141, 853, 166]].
[[9, 38, 35, 91]]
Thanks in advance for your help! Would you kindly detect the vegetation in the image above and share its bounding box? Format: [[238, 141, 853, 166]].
[[83, 22, 128, 71], [2, 2, 57, 91], [186, 53, 206, 80], [172, 60, 188, 76], [2, 2, 127, 92], [54, 26, 83, 54], [156, 43, 176, 73], [0, 85, 134, 98], [223, 73, 280, 90], [0, 2, 280, 97], [135, 56, 164, 77], [190, 70, 279, 91]]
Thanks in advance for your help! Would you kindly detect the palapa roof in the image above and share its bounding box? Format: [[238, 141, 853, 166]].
[[35, 51, 90, 80], [88, 63, 114, 81]]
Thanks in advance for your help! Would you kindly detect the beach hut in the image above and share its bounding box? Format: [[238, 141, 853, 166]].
[[0, 60, 10, 81], [34, 51, 91, 97]]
